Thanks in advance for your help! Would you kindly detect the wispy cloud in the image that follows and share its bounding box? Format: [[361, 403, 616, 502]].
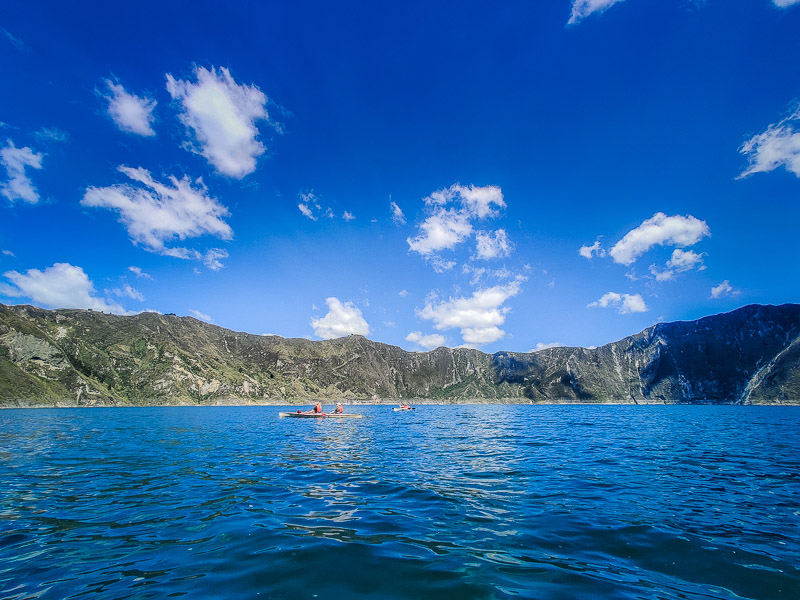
[[82, 166, 232, 266], [475, 229, 512, 260], [390, 200, 406, 225], [1, 262, 126, 313], [128, 266, 152, 279], [101, 80, 156, 137], [1, 140, 44, 204], [189, 309, 213, 323], [167, 66, 274, 178], [1, 26, 25, 51], [568, 0, 626, 25], [35, 127, 69, 143], [738, 107, 800, 178], [773, 0, 800, 8], [588, 292, 647, 314], [311, 297, 370, 339], [110, 283, 145, 302]]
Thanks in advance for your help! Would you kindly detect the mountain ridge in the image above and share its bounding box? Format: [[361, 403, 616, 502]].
[[1, 302, 798, 406]]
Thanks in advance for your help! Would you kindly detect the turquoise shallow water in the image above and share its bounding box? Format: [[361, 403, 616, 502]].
[[1, 405, 799, 599]]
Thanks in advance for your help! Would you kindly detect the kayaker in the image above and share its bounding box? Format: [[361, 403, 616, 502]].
[[312, 401, 323, 413], [334, 403, 344, 414]]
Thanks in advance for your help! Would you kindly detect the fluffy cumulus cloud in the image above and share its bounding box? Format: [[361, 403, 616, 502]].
[[102, 80, 156, 137], [390, 201, 406, 225], [1, 263, 126, 313], [475, 229, 512, 260], [417, 280, 521, 347], [82, 166, 232, 266], [588, 292, 647, 314], [406, 331, 446, 350], [609, 212, 710, 266], [568, 0, 626, 25], [710, 280, 738, 299], [1, 140, 44, 204], [739, 107, 800, 178], [311, 297, 370, 339], [167, 66, 271, 178], [407, 184, 509, 265]]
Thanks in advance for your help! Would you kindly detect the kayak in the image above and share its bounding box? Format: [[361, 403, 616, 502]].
[[279, 412, 363, 419], [392, 407, 415, 411]]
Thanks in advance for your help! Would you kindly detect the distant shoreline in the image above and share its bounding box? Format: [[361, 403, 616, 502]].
[[2, 399, 799, 409]]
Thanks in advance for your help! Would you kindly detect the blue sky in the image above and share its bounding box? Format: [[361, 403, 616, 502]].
[[1, 0, 799, 353]]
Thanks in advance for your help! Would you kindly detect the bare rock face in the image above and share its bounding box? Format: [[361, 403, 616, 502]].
[[0, 303, 798, 406]]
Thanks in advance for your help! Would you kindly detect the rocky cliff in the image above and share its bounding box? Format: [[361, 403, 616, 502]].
[[1, 303, 798, 406]]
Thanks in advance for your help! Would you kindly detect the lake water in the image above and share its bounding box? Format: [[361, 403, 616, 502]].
[[1, 405, 799, 599]]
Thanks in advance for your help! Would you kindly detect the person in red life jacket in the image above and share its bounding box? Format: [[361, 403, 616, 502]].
[[334, 403, 344, 414], [312, 401, 323, 413]]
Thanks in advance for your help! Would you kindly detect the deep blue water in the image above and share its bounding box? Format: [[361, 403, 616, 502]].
[[1, 405, 799, 599]]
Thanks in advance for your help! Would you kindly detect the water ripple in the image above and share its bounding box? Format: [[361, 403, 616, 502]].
[[1, 405, 799, 599]]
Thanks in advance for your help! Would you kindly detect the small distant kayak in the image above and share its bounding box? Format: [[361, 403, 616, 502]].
[[392, 407, 415, 411], [279, 412, 363, 419]]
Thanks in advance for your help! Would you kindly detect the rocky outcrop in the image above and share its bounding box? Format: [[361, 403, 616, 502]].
[[0, 303, 798, 406]]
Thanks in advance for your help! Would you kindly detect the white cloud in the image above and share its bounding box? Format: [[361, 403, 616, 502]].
[[167, 66, 272, 178], [609, 212, 710, 265], [738, 107, 800, 178], [35, 127, 69, 143], [1, 140, 44, 204], [311, 297, 370, 339], [298, 202, 316, 220], [475, 229, 512, 260], [532, 342, 564, 352], [189, 309, 213, 323], [417, 280, 521, 347], [568, 0, 626, 25], [406, 331, 446, 349], [342, 210, 355, 222], [407, 183, 508, 266], [82, 166, 232, 263], [203, 248, 229, 271], [297, 191, 337, 221], [390, 201, 406, 225], [1, 262, 126, 313], [588, 292, 648, 314], [111, 283, 144, 302], [710, 280, 739, 299], [408, 208, 473, 255], [102, 80, 156, 137], [431, 257, 457, 273], [773, 0, 800, 8], [579, 240, 605, 260], [2, 249, 14, 257], [398, 289, 409, 297], [128, 265, 152, 279], [649, 249, 706, 281]]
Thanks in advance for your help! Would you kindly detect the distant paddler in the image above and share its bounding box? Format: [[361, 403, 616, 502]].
[[334, 403, 344, 414]]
